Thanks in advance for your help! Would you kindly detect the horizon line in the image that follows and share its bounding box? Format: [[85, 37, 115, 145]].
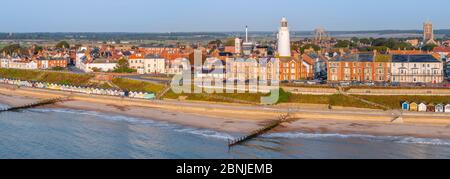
[[0, 29, 449, 34]]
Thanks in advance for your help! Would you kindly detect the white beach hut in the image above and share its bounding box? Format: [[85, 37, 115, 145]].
[[445, 104, 450, 113], [435, 104, 444, 113], [418, 103, 427, 112]]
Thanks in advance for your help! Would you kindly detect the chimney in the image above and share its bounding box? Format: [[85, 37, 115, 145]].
[[245, 26, 249, 43]]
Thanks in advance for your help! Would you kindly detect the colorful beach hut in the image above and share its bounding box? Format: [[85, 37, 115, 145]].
[[435, 104, 444, 113], [418, 103, 427, 112], [401, 102, 410, 111], [409, 102, 418, 112]]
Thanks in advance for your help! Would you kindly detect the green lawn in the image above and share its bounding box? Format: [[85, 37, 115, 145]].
[[0, 68, 93, 86], [112, 78, 166, 94]]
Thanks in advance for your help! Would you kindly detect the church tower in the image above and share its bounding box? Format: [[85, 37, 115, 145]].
[[277, 17, 291, 57], [423, 21, 436, 45]]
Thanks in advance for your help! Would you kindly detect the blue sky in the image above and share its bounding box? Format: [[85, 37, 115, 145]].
[[0, 0, 448, 32]]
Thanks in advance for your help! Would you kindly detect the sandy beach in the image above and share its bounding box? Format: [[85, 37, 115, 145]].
[[1, 84, 450, 139]]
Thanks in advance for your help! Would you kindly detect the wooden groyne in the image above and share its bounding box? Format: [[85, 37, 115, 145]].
[[228, 112, 291, 147], [0, 97, 70, 112]]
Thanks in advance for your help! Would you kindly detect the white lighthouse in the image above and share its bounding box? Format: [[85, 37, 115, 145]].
[[277, 17, 291, 57]]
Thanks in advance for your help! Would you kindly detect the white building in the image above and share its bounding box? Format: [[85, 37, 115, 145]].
[[277, 17, 291, 57], [84, 61, 118, 73], [128, 54, 166, 74], [0, 57, 37, 70], [0, 58, 9, 68], [143, 55, 166, 74], [391, 54, 444, 83]]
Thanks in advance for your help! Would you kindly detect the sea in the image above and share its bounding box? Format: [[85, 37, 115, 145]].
[[1, 103, 450, 159]]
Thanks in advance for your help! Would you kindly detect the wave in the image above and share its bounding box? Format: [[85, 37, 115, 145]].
[[29, 108, 235, 141], [264, 132, 450, 146]]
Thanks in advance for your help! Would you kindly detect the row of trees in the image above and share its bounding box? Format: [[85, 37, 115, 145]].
[[335, 37, 438, 52]]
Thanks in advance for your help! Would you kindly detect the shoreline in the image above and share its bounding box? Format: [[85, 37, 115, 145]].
[[1, 85, 450, 139]]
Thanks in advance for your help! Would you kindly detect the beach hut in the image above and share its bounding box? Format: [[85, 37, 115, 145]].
[[401, 101, 410, 111], [409, 102, 418, 112], [144, 93, 155, 100], [445, 104, 450, 113], [426, 103, 435, 112], [418, 103, 427, 112], [435, 104, 444, 113]]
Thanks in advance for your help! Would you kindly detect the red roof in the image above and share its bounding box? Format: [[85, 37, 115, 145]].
[[433, 47, 450, 53]]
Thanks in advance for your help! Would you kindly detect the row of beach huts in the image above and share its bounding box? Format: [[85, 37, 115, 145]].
[[401, 101, 450, 113], [0, 78, 156, 100]]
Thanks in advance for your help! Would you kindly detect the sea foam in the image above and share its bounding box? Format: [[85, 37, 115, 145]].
[[264, 132, 450, 146], [29, 108, 235, 141]]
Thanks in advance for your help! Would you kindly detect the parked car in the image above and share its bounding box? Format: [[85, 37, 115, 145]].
[[391, 82, 400, 87], [415, 82, 426, 87], [444, 84, 450, 88], [339, 82, 351, 86], [363, 82, 375, 86], [292, 80, 305, 85]]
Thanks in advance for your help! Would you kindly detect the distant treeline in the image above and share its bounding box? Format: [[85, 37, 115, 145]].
[[0, 32, 231, 41], [1, 30, 450, 40]]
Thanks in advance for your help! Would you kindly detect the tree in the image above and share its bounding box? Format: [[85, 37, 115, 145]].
[[33, 45, 43, 55], [421, 43, 438, 51], [208, 39, 222, 46], [300, 44, 321, 53], [334, 40, 356, 48], [112, 58, 136, 73], [55, 41, 70, 49], [359, 38, 371, 45], [224, 38, 235, 46]]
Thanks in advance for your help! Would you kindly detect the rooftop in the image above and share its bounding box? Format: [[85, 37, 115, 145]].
[[392, 54, 440, 63]]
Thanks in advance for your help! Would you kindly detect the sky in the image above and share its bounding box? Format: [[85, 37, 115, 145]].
[[1, 0, 449, 32]]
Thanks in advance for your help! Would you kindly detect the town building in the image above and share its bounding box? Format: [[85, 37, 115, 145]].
[[391, 54, 444, 83], [128, 53, 166, 74], [327, 53, 390, 82], [83, 58, 118, 73], [35, 57, 68, 69], [406, 39, 420, 47]]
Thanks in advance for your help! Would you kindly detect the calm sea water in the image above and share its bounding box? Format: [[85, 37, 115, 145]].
[[1, 103, 450, 159]]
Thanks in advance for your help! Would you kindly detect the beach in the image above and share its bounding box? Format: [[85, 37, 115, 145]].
[[1, 84, 450, 139]]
